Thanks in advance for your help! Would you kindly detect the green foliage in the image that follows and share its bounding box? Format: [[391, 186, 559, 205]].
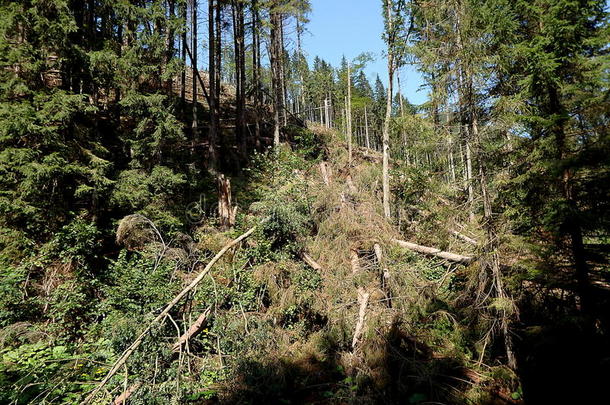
[[43, 219, 101, 268], [101, 250, 179, 316], [288, 125, 324, 159], [0, 339, 113, 404], [111, 166, 187, 230]]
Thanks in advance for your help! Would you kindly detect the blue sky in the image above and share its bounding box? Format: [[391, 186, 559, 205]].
[[302, 0, 427, 105]]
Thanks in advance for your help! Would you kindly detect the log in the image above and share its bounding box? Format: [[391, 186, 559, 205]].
[[218, 174, 235, 229], [301, 252, 322, 271], [172, 306, 212, 352], [391, 239, 474, 264], [319, 161, 331, 186], [450, 229, 478, 246], [112, 382, 141, 405], [374, 244, 392, 307], [351, 287, 370, 350], [373, 244, 383, 265], [350, 249, 361, 274], [82, 227, 256, 405], [346, 175, 357, 194]]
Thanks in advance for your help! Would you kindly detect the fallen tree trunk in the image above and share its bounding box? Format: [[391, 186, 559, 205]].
[[350, 249, 361, 274], [82, 227, 256, 405], [391, 239, 474, 265], [112, 382, 141, 405], [351, 287, 370, 350], [172, 306, 213, 352], [319, 161, 331, 186], [450, 229, 478, 246], [374, 243, 392, 307], [301, 252, 322, 271]]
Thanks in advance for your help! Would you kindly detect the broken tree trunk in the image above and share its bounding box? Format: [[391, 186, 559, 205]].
[[172, 306, 212, 352], [391, 239, 474, 264], [346, 175, 357, 194], [351, 287, 370, 350], [301, 252, 322, 271], [112, 382, 141, 405], [374, 243, 392, 307], [319, 161, 331, 186], [350, 249, 361, 274], [450, 229, 478, 246], [218, 174, 235, 230], [82, 227, 256, 405]]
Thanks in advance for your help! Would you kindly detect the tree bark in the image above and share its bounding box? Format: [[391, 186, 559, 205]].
[[172, 306, 212, 352], [270, 6, 282, 146], [391, 239, 474, 264], [180, 0, 187, 108], [347, 62, 353, 164], [301, 252, 322, 271], [232, 0, 247, 161], [218, 174, 235, 229], [364, 105, 371, 149], [191, 0, 198, 149], [352, 287, 370, 350], [112, 382, 141, 405], [251, 0, 261, 149], [382, 0, 394, 219], [208, 0, 218, 173]]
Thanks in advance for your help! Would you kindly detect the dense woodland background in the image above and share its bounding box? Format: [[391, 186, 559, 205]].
[[0, 0, 609, 404]]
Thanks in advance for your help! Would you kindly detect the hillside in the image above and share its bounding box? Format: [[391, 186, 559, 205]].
[[1, 1, 609, 404]]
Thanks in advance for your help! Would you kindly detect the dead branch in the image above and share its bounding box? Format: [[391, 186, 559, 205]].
[[352, 287, 370, 350], [82, 227, 256, 405], [346, 175, 357, 193], [172, 306, 213, 352], [112, 382, 141, 405], [450, 229, 479, 246], [374, 244, 392, 307], [319, 161, 331, 186], [391, 239, 474, 264], [301, 252, 322, 271], [350, 249, 361, 274]]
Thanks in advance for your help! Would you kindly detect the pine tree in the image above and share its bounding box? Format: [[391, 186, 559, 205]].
[[501, 0, 609, 316]]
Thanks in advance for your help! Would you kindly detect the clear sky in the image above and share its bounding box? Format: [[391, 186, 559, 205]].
[[302, 0, 427, 105]]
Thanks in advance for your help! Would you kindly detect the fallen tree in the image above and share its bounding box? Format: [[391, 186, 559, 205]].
[[450, 229, 479, 246], [172, 306, 213, 352], [112, 382, 141, 405], [82, 227, 256, 405], [391, 239, 474, 265], [351, 287, 370, 350], [301, 252, 323, 271]]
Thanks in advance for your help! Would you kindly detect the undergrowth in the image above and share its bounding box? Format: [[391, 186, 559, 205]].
[[0, 128, 520, 404]]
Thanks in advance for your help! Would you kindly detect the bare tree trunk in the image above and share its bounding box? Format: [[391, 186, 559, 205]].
[[172, 306, 212, 352], [270, 6, 282, 146], [364, 105, 371, 149], [352, 287, 370, 350], [232, 0, 247, 161], [465, 139, 474, 222], [180, 1, 187, 107], [113, 383, 142, 405], [382, 0, 393, 219], [218, 174, 235, 229], [279, 15, 287, 126], [208, 0, 218, 172], [165, 0, 176, 93], [392, 239, 474, 264], [191, 0, 198, 149], [397, 71, 407, 159], [251, 0, 261, 150], [347, 62, 353, 164]]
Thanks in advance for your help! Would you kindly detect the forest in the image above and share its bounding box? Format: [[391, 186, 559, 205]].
[[0, 0, 608, 404]]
